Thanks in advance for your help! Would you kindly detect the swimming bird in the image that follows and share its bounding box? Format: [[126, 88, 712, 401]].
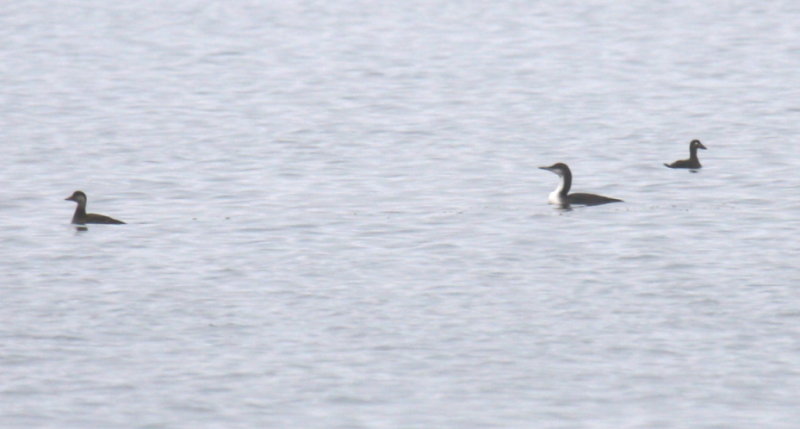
[[664, 139, 707, 169], [539, 163, 622, 207], [65, 191, 125, 224]]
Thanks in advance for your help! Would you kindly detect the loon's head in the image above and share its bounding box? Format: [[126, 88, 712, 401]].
[[539, 162, 570, 177], [65, 190, 87, 205], [690, 139, 707, 150]]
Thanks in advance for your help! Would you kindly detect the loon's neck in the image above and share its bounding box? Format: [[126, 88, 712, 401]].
[[556, 168, 572, 196], [548, 168, 572, 205]]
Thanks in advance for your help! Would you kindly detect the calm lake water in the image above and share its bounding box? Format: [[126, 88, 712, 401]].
[[2, 1, 800, 428]]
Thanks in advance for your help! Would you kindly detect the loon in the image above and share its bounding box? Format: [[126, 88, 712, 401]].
[[65, 191, 125, 225], [664, 139, 707, 169], [539, 163, 623, 207]]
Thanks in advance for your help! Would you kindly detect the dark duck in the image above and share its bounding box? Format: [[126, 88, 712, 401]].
[[65, 191, 125, 225], [664, 139, 707, 169], [539, 163, 622, 208]]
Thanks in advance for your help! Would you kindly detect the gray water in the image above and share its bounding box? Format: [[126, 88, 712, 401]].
[[2, 1, 800, 428]]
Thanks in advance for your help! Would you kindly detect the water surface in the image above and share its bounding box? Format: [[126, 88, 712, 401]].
[[2, 1, 800, 428]]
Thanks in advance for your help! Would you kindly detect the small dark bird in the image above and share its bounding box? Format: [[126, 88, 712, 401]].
[[539, 162, 623, 208], [65, 191, 125, 225], [664, 139, 707, 169]]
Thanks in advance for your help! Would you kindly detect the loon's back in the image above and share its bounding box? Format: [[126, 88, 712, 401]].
[[567, 192, 623, 206]]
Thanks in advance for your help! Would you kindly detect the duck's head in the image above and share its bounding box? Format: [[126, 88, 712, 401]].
[[65, 190, 87, 204]]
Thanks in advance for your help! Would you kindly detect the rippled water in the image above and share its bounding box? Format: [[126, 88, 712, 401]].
[[2, 1, 800, 428]]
